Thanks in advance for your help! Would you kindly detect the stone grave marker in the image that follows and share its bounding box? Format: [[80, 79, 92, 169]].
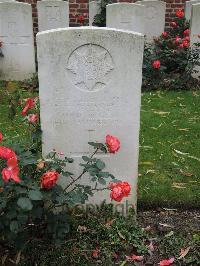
[[136, 0, 166, 42], [89, 0, 101, 26], [0, 1, 35, 80], [185, 0, 200, 21], [37, 0, 69, 31], [37, 27, 144, 210], [106, 3, 145, 34], [190, 3, 200, 79]]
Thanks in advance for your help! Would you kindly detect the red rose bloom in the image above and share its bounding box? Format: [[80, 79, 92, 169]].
[[106, 135, 120, 153], [152, 60, 161, 69], [171, 21, 177, 28], [184, 36, 190, 42], [0, 146, 16, 160], [109, 181, 131, 202], [159, 258, 175, 266], [162, 32, 168, 38], [78, 15, 85, 25], [183, 29, 190, 36], [41, 171, 59, 189], [28, 114, 38, 123], [2, 166, 21, 183], [182, 39, 190, 48], [174, 36, 181, 45], [176, 9, 184, 18], [7, 155, 18, 169], [21, 98, 37, 116], [179, 43, 184, 49]]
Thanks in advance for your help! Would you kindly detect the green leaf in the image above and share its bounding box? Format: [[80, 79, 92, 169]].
[[96, 159, 105, 170], [28, 190, 43, 201], [17, 197, 33, 211], [10, 220, 19, 233], [82, 156, 91, 162], [62, 171, 74, 177], [98, 178, 107, 185]]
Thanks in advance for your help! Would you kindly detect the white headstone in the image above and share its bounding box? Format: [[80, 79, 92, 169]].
[[190, 3, 200, 79], [185, 0, 200, 21], [0, 2, 35, 80], [136, 0, 166, 42], [106, 3, 145, 34], [89, 0, 101, 26], [37, 0, 69, 31], [37, 27, 144, 210]]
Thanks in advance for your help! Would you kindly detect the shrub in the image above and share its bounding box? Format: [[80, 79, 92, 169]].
[[143, 11, 200, 90], [93, 0, 112, 27], [0, 98, 132, 249]]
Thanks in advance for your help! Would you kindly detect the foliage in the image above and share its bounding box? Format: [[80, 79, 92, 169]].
[[93, 0, 112, 27], [142, 15, 200, 90], [0, 96, 125, 249]]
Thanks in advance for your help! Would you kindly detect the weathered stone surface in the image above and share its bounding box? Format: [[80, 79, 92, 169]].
[[0, 2, 35, 80], [106, 3, 145, 34], [89, 0, 101, 26], [185, 0, 200, 21], [37, 27, 144, 210], [190, 3, 200, 79], [37, 0, 69, 31], [136, 0, 166, 42]]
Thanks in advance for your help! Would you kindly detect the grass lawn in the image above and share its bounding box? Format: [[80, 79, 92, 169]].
[[0, 87, 199, 208], [139, 90, 200, 209]]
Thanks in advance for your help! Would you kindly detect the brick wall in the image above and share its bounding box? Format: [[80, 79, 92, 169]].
[[19, 0, 187, 37]]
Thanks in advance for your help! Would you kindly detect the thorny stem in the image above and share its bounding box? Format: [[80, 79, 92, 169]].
[[63, 148, 99, 192]]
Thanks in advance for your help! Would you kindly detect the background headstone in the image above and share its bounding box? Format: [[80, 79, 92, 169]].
[[136, 0, 166, 42], [37, 0, 69, 31], [37, 27, 144, 209], [190, 3, 200, 79], [106, 3, 145, 34], [89, 0, 101, 26], [0, 1, 35, 80], [185, 0, 200, 21]]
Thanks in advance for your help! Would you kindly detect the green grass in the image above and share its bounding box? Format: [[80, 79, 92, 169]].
[[0, 87, 199, 208], [138, 90, 200, 208]]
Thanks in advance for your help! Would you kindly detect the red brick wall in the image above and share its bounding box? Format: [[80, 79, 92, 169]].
[[19, 0, 187, 37]]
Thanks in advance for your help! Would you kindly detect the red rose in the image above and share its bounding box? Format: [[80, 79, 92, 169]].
[[110, 186, 124, 202], [183, 29, 190, 36], [7, 155, 18, 169], [171, 21, 177, 28], [21, 98, 37, 116], [28, 114, 38, 123], [179, 43, 184, 49], [159, 258, 175, 266], [182, 40, 190, 48], [0, 132, 3, 143], [78, 15, 85, 25], [92, 250, 98, 258], [109, 181, 131, 202], [120, 182, 131, 196], [162, 32, 168, 38], [0, 146, 16, 160], [106, 135, 120, 153], [152, 60, 161, 69], [174, 36, 181, 45], [0, 41, 2, 48], [176, 9, 184, 18], [2, 166, 21, 183], [41, 171, 59, 189], [184, 36, 190, 42]]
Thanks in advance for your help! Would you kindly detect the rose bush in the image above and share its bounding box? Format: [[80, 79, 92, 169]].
[[143, 10, 200, 90], [0, 99, 131, 249]]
